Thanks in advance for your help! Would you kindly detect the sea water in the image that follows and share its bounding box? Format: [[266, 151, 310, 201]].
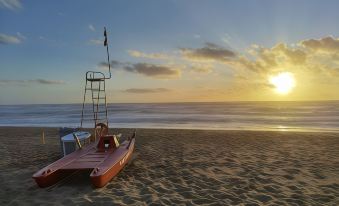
[[0, 101, 339, 132]]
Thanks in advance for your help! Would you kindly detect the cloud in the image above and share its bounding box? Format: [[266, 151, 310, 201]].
[[273, 43, 306, 65], [235, 56, 267, 73], [177, 39, 317, 77], [97, 61, 181, 79], [0, 79, 65, 85], [181, 42, 237, 62], [34, 79, 65, 84], [190, 64, 213, 73], [88, 39, 103, 45], [224, 42, 308, 74], [124, 63, 181, 79], [123, 88, 171, 93], [221, 34, 232, 44], [0, 33, 21, 44], [16, 32, 26, 40], [301, 36, 339, 53], [88, 24, 95, 32], [0, 0, 22, 10], [97, 60, 122, 71], [128, 50, 169, 59]]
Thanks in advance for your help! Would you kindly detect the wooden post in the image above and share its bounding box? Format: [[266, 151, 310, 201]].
[[94, 127, 97, 142], [42, 130, 45, 144]]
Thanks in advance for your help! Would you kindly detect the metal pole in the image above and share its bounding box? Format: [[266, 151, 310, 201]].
[[104, 27, 111, 79], [80, 79, 87, 128]]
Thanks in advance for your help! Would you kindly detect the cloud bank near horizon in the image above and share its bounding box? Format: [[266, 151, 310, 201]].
[[0, 79, 65, 86]]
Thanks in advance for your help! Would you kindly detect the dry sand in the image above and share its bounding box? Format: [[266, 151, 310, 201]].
[[0, 127, 338, 205]]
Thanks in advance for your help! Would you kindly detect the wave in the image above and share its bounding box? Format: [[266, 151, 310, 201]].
[[0, 101, 339, 132]]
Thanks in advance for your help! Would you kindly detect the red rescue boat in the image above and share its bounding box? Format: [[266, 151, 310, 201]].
[[33, 125, 136, 188]]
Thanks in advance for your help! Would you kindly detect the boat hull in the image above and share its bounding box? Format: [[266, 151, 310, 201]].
[[32, 135, 135, 188], [90, 138, 135, 187], [33, 169, 73, 188]]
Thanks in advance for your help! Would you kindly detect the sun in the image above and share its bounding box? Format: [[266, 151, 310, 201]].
[[269, 72, 296, 95]]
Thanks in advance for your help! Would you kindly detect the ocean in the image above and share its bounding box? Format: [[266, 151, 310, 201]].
[[0, 101, 339, 132]]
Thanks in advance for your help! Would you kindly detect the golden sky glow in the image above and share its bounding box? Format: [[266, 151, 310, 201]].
[[110, 36, 339, 102]]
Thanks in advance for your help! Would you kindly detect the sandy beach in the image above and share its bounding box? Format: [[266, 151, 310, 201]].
[[0, 127, 338, 205]]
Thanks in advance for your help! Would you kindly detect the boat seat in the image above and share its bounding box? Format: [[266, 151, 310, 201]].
[[97, 135, 118, 151]]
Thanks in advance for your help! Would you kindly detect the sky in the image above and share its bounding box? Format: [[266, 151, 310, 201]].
[[1, 0, 339, 104]]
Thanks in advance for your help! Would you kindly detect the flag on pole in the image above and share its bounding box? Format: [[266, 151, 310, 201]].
[[104, 27, 107, 46]]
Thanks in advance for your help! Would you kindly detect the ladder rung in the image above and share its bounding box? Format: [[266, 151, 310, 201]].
[[87, 78, 104, 82], [93, 119, 108, 121], [84, 114, 106, 119], [94, 109, 107, 112], [92, 97, 106, 99], [94, 111, 107, 114], [85, 88, 105, 91], [82, 117, 107, 120]]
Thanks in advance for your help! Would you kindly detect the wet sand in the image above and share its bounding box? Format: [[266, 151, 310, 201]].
[[0, 127, 338, 205]]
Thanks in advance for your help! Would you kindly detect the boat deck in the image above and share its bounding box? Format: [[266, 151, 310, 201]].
[[62, 150, 109, 169]]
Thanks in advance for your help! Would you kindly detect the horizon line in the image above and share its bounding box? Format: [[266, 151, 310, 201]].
[[1, 99, 339, 106]]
